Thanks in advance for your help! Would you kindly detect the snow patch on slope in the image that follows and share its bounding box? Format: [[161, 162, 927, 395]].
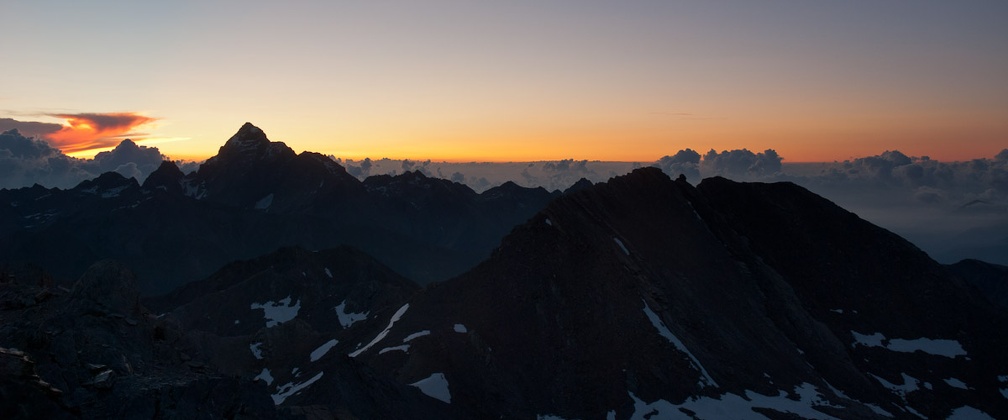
[[272, 371, 324, 405], [251, 296, 301, 328], [410, 372, 451, 404], [334, 300, 369, 328], [403, 330, 430, 342], [379, 344, 410, 354], [350, 303, 409, 357], [947, 406, 996, 420], [614, 237, 630, 255], [642, 299, 718, 388], [310, 339, 339, 362], [254, 368, 274, 385], [250, 342, 264, 360], [628, 383, 838, 419], [255, 193, 273, 210], [851, 331, 885, 347], [871, 372, 919, 398], [944, 377, 969, 390], [851, 331, 966, 358], [887, 337, 967, 357]]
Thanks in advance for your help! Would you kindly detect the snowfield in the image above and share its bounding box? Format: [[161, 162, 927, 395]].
[[628, 383, 839, 420], [272, 371, 324, 405], [310, 339, 339, 362], [350, 303, 409, 357], [642, 299, 718, 388], [250, 296, 301, 328], [410, 372, 451, 404], [334, 300, 369, 328], [851, 331, 966, 358]]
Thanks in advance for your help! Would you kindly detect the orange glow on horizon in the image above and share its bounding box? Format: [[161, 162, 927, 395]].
[[24, 113, 1002, 164], [153, 127, 1005, 165]]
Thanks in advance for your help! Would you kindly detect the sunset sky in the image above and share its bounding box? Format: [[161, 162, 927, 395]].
[[2, 1, 1006, 162]]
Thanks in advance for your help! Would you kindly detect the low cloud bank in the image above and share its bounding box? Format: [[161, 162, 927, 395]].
[[4, 128, 1004, 265], [0, 129, 167, 189], [341, 147, 1007, 265], [652, 148, 1008, 265]]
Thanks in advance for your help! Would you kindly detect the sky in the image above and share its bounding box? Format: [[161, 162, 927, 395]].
[[2, 1, 1006, 162]]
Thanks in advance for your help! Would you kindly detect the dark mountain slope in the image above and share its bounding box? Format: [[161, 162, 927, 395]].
[[6, 166, 1005, 418], [0, 261, 278, 418], [144, 245, 458, 418], [347, 168, 1007, 419], [147, 246, 418, 340], [946, 259, 1008, 310], [1, 254, 454, 419]]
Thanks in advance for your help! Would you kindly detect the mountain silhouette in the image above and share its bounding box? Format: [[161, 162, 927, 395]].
[[0, 123, 557, 294], [1, 129, 1006, 418]]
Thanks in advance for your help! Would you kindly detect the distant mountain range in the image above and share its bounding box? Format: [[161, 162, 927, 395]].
[[1, 124, 1006, 418], [1, 123, 558, 295]]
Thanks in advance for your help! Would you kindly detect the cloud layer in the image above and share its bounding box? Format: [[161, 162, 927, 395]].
[[652, 148, 1008, 265], [0, 129, 166, 189], [343, 148, 1006, 265]]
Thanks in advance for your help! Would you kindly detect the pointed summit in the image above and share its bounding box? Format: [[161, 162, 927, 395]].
[[142, 160, 185, 194], [221, 122, 270, 153], [207, 122, 296, 165]]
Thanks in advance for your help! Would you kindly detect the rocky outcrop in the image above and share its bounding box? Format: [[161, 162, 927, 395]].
[[0, 261, 280, 419]]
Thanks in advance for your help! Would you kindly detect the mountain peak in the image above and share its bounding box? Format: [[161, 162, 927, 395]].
[[222, 122, 269, 151], [206, 123, 296, 165], [142, 160, 185, 193]]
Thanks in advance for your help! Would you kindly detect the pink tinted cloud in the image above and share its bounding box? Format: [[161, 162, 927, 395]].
[[45, 112, 157, 153]]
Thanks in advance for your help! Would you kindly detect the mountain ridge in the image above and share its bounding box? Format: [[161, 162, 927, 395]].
[[0, 123, 559, 294], [342, 167, 1008, 418]]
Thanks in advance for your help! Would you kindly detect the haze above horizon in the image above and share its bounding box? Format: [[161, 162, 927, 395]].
[[2, 1, 1006, 162]]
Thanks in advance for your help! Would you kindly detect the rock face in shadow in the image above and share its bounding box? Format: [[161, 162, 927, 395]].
[[946, 259, 1008, 310], [1, 258, 453, 419], [345, 168, 1007, 419], [0, 260, 279, 418], [68, 260, 141, 317], [145, 246, 456, 418]]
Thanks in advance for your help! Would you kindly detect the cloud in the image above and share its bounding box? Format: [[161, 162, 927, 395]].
[[44, 112, 157, 153], [92, 139, 165, 180], [345, 157, 373, 179], [653, 149, 701, 181], [0, 118, 63, 139], [795, 150, 1008, 202], [700, 148, 782, 179], [0, 129, 84, 189], [0, 128, 164, 189]]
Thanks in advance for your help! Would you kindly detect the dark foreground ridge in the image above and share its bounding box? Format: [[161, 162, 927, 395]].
[[2, 160, 1007, 418]]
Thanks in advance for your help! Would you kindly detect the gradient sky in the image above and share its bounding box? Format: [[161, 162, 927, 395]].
[[3, 1, 1006, 162]]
